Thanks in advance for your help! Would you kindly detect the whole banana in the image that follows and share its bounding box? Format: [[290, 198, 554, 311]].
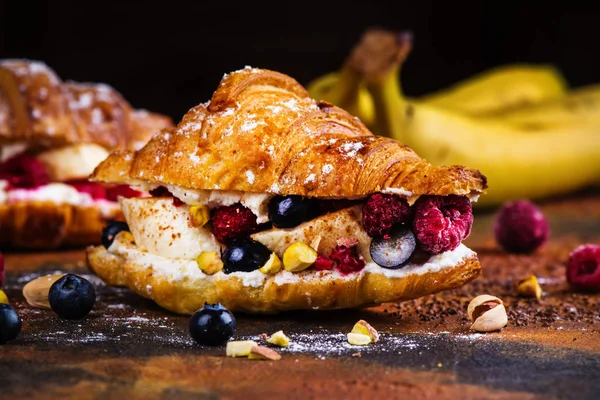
[[483, 83, 600, 128], [348, 29, 600, 208]]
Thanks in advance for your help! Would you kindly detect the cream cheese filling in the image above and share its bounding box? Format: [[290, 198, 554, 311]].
[[108, 236, 475, 288], [0, 180, 120, 217]]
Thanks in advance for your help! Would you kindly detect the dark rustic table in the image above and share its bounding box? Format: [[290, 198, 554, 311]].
[[2, 190, 600, 400]]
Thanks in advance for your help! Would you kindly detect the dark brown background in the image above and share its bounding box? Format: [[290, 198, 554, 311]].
[[1, 1, 600, 121]]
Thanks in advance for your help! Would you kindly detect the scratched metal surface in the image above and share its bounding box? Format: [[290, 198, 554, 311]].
[[1, 189, 600, 400]]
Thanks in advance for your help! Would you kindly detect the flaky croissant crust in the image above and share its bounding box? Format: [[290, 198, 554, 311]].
[[0, 59, 173, 149], [91, 66, 487, 199]]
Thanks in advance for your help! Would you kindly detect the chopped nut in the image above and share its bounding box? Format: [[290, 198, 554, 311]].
[[226, 340, 258, 357], [259, 253, 282, 274], [347, 332, 372, 346], [23, 274, 65, 309], [310, 235, 322, 252], [352, 352, 362, 357], [0, 290, 8, 304], [249, 345, 281, 360], [467, 294, 508, 332], [190, 205, 210, 227], [196, 251, 224, 275], [515, 275, 542, 299], [266, 330, 290, 347], [351, 320, 379, 342], [282, 242, 318, 272], [337, 237, 359, 247]]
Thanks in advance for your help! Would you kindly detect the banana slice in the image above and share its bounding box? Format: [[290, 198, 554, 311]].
[[119, 197, 220, 259], [251, 205, 372, 261], [37, 143, 110, 181]]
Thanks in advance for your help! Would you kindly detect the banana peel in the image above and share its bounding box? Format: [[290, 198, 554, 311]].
[[347, 28, 600, 208]]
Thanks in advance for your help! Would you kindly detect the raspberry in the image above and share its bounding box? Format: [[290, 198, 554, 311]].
[[0, 154, 50, 189], [211, 203, 258, 244], [149, 186, 184, 207], [412, 195, 473, 254], [0, 252, 4, 289], [330, 244, 366, 274], [566, 244, 600, 292], [67, 179, 107, 200], [362, 193, 411, 238], [106, 185, 142, 202], [493, 200, 549, 254], [314, 255, 334, 271]]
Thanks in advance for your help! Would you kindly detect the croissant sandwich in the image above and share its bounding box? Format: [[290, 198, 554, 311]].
[[0, 60, 173, 249], [86, 66, 488, 315]]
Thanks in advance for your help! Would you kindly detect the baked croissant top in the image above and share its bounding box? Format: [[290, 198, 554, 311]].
[[0, 59, 173, 150], [91, 66, 487, 199]]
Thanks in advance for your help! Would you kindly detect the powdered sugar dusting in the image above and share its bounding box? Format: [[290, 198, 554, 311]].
[[322, 164, 333, 175], [246, 170, 255, 184], [189, 153, 201, 164], [341, 142, 364, 158], [304, 173, 316, 184]]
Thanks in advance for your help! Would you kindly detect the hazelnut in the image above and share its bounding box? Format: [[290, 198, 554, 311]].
[[258, 253, 282, 274], [347, 332, 372, 345], [226, 340, 258, 357], [467, 294, 508, 332], [265, 330, 290, 347], [190, 205, 210, 227], [282, 242, 318, 272], [351, 320, 379, 342], [515, 275, 542, 299], [196, 251, 224, 275]]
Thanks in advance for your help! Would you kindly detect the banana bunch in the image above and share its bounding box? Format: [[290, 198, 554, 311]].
[[307, 52, 567, 131], [307, 29, 600, 208]]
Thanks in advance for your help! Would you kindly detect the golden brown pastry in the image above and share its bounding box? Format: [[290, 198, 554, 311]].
[[86, 66, 487, 314], [0, 59, 174, 250]]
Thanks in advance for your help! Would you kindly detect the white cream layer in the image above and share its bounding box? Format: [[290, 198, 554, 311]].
[[0, 180, 120, 217], [108, 237, 475, 288]]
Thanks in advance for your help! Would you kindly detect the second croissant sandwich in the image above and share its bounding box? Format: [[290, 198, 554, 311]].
[[86, 66, 487, 314], [0, 60, 173, 249]]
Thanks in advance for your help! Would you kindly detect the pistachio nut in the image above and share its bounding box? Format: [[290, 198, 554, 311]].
[[515, 275, 542, 299], [226, 340, 258, 357], [351, 320, 379, 342], [266, 330, 290, 347], [258, 253, 282, 274], [282, 242, 318, 272], [248, 345, 281, 360], [196, 251, 224, 275], [347, 332, 372, 345], [467, 294, 508, 332]]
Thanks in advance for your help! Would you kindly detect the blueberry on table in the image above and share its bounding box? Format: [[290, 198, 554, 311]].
[[268, 195, 318, 228], [101, 221, 130, 249], [0, 303, 22, 344], [222, 238, 271, 273], [189, 303, 236, 346], [370, 226, 417, 269], [48, 274, 96, 319]]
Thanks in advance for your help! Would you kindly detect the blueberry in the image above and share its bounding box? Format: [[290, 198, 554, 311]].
[[189, 303, 236, 346], [49, 274, 96, 319], [221, 238, 271, 273], [369, 226, 416, 269], [102, 220, 130, 249], [0, 304, 21, 344], [268, 195, 317, 228]]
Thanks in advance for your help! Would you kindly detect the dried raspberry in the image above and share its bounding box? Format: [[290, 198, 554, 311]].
[[493, 200, 549, 254], [67, 179, 107, 199], [106, 185, 143, 202], [566, 244, 600, 292], [0, 252, 4, 289], [211, 203, 258, 244], [412, 195, 473, 254], [314, 255, 334, 271], [362, 193, 412, 238], [149, 186, 184, 207], [330, 244, 366, 274], [0, 154, 50, 189]]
